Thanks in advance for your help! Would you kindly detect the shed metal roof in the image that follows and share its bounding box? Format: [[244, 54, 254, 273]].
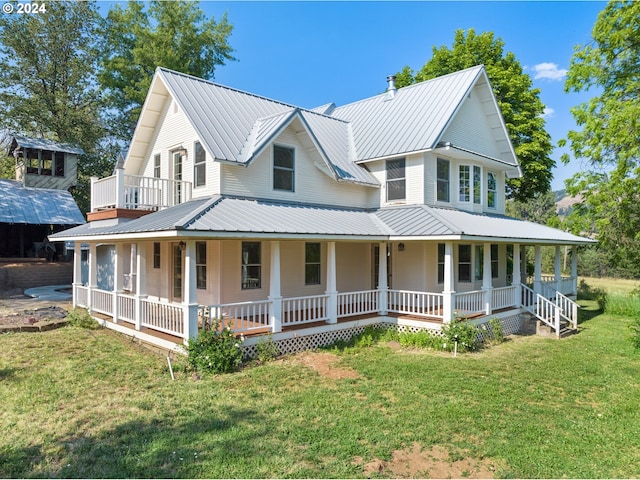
[[0, 180, 85, 226], [51, 195, 593, 245], [9, 134, 84, 155]]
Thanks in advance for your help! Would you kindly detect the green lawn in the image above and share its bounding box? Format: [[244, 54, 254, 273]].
[[1, 298, 640, 478]]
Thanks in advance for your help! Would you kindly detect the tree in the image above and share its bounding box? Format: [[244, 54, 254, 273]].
[[396, 29, 555, 202], [99, 0, 235, 138], [561, 0, 640, 278]]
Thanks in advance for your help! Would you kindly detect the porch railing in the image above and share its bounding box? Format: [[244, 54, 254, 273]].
[[492, 285, 518, 310], [203, 300, 271, 333], [91, 288, 113, 316], [338, 290, 378, 317], [91, 171, 193, 212], [282, 294, 329, 326], [388, 290, 444, 319], [141, 299, 184, 337], [116, 293, 136, 324], [454, 289, 485, 317]]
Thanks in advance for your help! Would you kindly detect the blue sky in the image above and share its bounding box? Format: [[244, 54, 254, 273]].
[[196, 1, 606, 191]]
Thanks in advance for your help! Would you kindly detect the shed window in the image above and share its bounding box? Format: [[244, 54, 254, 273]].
[[54, 152, 65, 177], [386, 158, 406, 201], [194, 142, 206, 188], [305, 243, 321, 285], [41, 150, 52, 176], [273, 145, 294, 191], [241, 242, 261, 289]]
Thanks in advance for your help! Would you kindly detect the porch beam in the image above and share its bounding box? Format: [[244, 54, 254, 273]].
[[482, 242, 492, 314], [112, 243, 126, 324], [325, 241, 338, 324], [534, 245, 542, 294], [442, 241, 454, 323], [72, 241, 82, 309], [269, 241, 282, 333], [512, 243, 522, 306], [571, 246, 578, 296], [183, 240, 199, 342], [134, 242, 147, 331], [554, 245, 562, 293], [87, 243, 97, 313], [378, 242, 388, 315]]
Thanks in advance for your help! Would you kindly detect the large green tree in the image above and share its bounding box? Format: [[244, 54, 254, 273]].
[[396, 29, 554, 202], [99, 0, 235, 138], [561, 0, 640, 278]]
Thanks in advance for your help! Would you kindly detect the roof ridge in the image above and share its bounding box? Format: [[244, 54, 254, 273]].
[[174, 195, 223, 230]]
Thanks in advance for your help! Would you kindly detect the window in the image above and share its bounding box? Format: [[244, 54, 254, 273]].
[[273, 145, 294, 191], [196, 241, 206, 289], [436, 158, 450, 202], [491, 244, 499, 279], [473, 166, 482, 204], [241, 242, 261, 289], [475, 245, 483, 281], [305, 243, 321, 285], [25, 150, 38, 174], [487, 172, 497, 209], [459, 165, 470, 202], [41, 150, 52, 176], [194, 142, 206, 188], [153, 242, 160, 269], [437, 243, 445, 283], [458, 245, 471, 282], [54, 152, 65, 177], [153, 154, 161, 179], [386, 158, 406, 201]]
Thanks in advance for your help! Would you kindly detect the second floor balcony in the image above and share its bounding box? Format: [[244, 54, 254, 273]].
[[89, 169, 192, 220]]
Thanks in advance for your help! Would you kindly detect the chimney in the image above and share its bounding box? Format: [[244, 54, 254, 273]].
[[385, 75, 397, 100]]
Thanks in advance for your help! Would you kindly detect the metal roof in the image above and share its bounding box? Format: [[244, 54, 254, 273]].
[[0, 180, 85, 226], [9, 134, 84, 155], [51, 195, 593, 245]]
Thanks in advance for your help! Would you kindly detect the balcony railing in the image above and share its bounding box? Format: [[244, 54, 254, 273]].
[[91, 169, 192, 212]]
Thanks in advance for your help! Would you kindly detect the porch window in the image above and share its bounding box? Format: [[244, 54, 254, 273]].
[[54, 152, 65, 177], [459, 165, 470, 202], [153, 154, 161, 179], [491, 244, 499, 278], [458, 245, 471, 282], [386, 158, 406, 201], [437, 243, 445, 283], [473, 166, 482, 204], [196, 241, 206, 289], [273, 145, 295, 192], [194, 141, 206, 188], [475, 245, 483, 281], [436, 158, 450, 202], [487, 172, 497, 209], [305, 243, 321, 285], [241, 242, 261, 289], [153, 242, 160, 269]]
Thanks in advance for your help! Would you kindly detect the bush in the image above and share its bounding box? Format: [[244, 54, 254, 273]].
[[487, 317, 504, 344], [578, 279, 608, 310], [604, 292, 640, 318], [66, 308, 101, 329], [441, 318, 479, 353], [186, 321, 243, 374], [630, 318, 640, 351], [256, 335, 280, 363], [398, 330, 445, 350]]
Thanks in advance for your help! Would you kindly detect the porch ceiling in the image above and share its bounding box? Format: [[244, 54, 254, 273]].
[[50, 195, 594, 246]]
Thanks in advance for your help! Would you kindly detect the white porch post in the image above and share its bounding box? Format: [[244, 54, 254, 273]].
[[521, 245, 528, 284], [112, 243, 125, 324], [378, 242, 388, 315], [90, 176, 98, 212], [482, 242, 492, 314], [269, 241, 282, 333], [114, 167, 125, 209], [443, 242, 455, 324], [512, 243, 522, 307], [183, 240, 199, 343], [87, 243, 97, 314], [534, 245, 542, 294], [554, 246, 562, 293], [72, 241, 82, 308], [325, 241, 338, 324], [571, 245, 579, 296], [134, 242, 147, 331]]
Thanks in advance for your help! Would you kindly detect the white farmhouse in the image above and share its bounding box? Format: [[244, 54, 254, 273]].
[[52, 65, 594, 354]]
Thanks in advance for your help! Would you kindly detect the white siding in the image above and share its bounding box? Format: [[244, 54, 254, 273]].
[[221, 123, 377, 208], [336, 243, 371, 292], [391, 241, 426, 291]]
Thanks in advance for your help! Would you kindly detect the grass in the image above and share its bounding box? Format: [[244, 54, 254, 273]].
[[1, 292, 640, 477]]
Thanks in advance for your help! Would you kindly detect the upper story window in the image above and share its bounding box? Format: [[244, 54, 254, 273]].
[[153, 154, 161, 179], [273, 145, 295, 192], [23, 149, 64, 177], [305, 243, 321, 285], [194, 141, 206, 188], [241, 241, 261, 289], [459, 166, 470, 202], [473, 166, 482, 205], [436, 158, 450, 202], [487, 172, 497, 209], [386, 158, 406, 202]]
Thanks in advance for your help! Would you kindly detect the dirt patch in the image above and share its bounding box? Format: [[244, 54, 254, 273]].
[[0, 290, 71, 329], [356, 442, 500, 479], [295, 351, 361, 380]]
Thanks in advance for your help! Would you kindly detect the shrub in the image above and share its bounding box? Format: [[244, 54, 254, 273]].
[[630, 318, 640, 351], [186, 320, 243, 374], [604, 292, 640, 318], [256, 335, 280, 363], [487, 317, 504, 344], [578, 279, 608, 310], [66, 308, 101, 329], [441, 318, 479, 353], [398, 330, 445, 350]]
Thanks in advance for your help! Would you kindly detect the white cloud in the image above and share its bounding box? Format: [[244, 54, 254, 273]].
[[532, 62, 568, 81], [541, 107, 555, 119]]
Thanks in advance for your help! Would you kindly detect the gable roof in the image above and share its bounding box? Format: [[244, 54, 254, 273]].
[[0, 180, 85, 226], [51, 195, 593, 245], [8, 134, 84, 156]]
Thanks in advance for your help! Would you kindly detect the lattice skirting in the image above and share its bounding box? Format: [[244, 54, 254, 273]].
[[241, 314, 524, 359]]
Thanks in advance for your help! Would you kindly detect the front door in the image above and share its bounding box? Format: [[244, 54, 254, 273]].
[[372, 244, 392, 289], [172, 243, 183, 301]]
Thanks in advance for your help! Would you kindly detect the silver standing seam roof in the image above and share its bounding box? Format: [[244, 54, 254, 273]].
[[51, 195, 593, 245], [8, 134, 84, 155], [0, 180, 85, 226]]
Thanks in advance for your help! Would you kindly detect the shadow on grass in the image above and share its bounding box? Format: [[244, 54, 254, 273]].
[[0, 367, 17, 380], [578, 300, 603, 324], [2, 406, 269, 478]]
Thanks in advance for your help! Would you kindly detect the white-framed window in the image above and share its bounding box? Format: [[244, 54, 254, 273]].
[[194, 141, 206, 188], [241, 242, 261, 289], [487, 172, 497, 209], [153, 242, 160, 269], [196, 241, 206, 289], [273, 145, 295, 192], [305, 243, 321, 285], [474, 244, 500, 281], [386, 158, 406, 201], [436, 158, 450, 202], [473, 166, 482, 205], [491, 244, 499, 279], [458, 244, 471, 282], [153, 154, 161, 179], [459, 165, 470, 202], [437, 243, 445, 283]]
